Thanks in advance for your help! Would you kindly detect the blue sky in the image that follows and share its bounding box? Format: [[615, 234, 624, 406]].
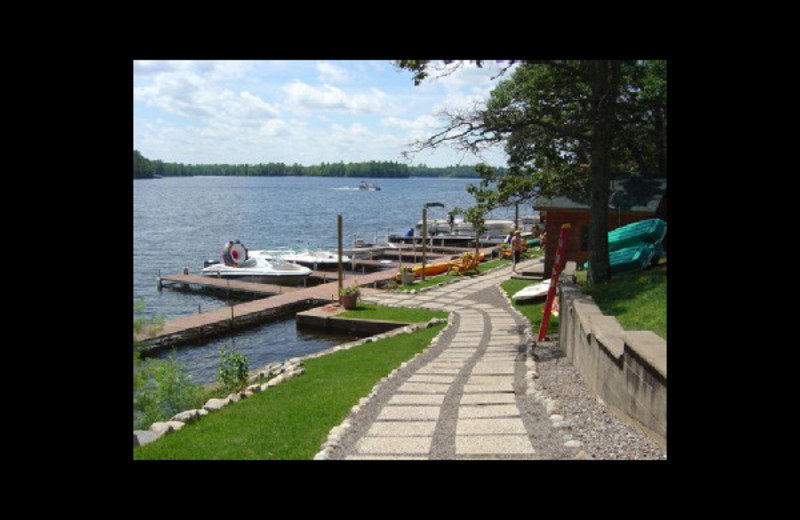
[[133, 60, 516, 168]]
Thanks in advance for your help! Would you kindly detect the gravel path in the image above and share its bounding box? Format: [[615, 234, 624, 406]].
[[529, 337, 666, 459], [319, 259, 666, 460]]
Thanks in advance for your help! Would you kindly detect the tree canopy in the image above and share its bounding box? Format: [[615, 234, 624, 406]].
[[395, 59, 667, 285], [133, 150, 499, 179]]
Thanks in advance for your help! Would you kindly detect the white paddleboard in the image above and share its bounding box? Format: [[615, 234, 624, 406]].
[[512, 279, 551, 302]]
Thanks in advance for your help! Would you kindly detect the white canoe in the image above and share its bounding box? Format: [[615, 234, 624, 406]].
[[512, 279, 551, 302]]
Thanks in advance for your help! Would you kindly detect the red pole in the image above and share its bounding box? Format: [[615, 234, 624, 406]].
[[538, 224, 570, 341]]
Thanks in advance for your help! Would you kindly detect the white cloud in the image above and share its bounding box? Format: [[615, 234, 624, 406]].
[[316, 62, 351, 84], [282, 80, 398, 116], [135, 62, 281, 127], [134, 60, 512, 168]]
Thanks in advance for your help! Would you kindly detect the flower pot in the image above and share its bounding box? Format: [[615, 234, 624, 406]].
[[340, 293, 358, 310], [400, 271, 415, 286]]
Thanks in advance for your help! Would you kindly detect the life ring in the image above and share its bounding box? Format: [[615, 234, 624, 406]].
[[222, 240, 248, 266]]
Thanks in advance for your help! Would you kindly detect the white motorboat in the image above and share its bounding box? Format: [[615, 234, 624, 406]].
[[253, 248, 351, 269], [415, 218, 515, 239], [342, 238, 398, 259], [359, 180, 381, 191], [202, 242, 312, 285]]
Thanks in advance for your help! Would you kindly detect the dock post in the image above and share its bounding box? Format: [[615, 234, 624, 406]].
[[337, 214, 343, 299], [422, 207, 427, 281]]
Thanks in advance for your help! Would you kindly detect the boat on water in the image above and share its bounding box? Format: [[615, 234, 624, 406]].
[[202, 241, 312, 285], [202, 255, 312, 285], [413, 203, 515, 240], [359, 181, 381, 191], [415, 218, 515, 239], [342, 238, 398, 258], [253, 248, 351, 269]]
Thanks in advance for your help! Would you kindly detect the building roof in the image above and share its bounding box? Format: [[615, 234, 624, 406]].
[[533, 176, 666, 213]]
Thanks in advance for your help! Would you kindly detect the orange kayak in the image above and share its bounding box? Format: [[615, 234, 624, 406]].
[[394, 261, 454, 281]]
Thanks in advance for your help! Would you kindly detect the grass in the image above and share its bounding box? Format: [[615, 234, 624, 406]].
[[395, 256, 513, 292], [576, 262, 667, 339], [339, 301, 448, 322], [500, 278, 559, 334], [133, 322, 445, 460], [502, 260, 666, 340]]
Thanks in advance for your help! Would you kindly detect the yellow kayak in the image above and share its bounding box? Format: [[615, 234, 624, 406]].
[[394, 261, 454, 281]]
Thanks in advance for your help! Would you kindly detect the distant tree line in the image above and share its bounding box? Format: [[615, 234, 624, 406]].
[[134, 150, 502, 179]]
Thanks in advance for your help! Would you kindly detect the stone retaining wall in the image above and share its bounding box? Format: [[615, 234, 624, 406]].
[[557, 274, 666, 446]]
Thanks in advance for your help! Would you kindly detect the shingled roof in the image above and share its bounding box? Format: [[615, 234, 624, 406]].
[[533, 176, 666, 213]]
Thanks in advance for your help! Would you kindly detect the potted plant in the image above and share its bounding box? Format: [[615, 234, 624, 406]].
[[339, 285, 360, 310], [399, 266, 415, 286]]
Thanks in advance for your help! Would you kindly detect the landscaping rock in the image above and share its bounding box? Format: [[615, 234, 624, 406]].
[[170, 409, 200, 423], [203, 397, 230, 411], [134, 430, 159, 447], [150, 421, 184, 436]]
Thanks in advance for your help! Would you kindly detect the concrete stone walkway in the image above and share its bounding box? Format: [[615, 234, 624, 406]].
[[327, 257, 565, 460]]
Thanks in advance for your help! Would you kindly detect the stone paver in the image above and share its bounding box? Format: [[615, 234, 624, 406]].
[[355, 436, 432, 455], [387, 394, 446, 405], [377, 406, 441, 421], [457, 417, 528, 435], [458, 404, 520, 418], [460, 393, 516, 404], [334, 257, 547, 460], [365, 421, 437, 437], [455, 435, 535, 456]]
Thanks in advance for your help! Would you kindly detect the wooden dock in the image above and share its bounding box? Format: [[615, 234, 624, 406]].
[[158, 274, 302, 297], [138, 246, 499, 351], [138, 269, 399, 350]]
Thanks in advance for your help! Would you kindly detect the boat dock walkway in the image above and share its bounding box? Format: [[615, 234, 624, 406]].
[[139, 246, 499, 351], [158, 274, 302, 296], [139, 268, 399, 350]]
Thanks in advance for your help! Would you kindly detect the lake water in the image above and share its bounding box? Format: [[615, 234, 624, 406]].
[[133, 175, 515, 384]]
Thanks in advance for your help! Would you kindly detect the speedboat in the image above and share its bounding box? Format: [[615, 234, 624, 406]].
[[202, 241, 312, 285], [415, 218, 515, 239], [358, 181, 381, 191], [252, 248, 350, 269], [342, 238, 398, 259], [202, 255, 312, 285]]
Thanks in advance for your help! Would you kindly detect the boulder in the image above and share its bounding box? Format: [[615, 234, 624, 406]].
[[203, 397, 230, 411], [134, 430, 159, 447]]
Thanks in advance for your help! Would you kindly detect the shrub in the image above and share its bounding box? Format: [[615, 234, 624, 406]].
[[217, 348, 250, 393], [134, 353, 205, 430], [339, 285, 361, 297]]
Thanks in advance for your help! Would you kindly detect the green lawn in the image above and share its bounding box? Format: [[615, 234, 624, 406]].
[[395, 257, 513, 292], [503, 263, 666, 340], [339, 302, 448, 322], [576, 263, 667, 339], [134, 322, 445, 460], [500, 278, 559, 334]]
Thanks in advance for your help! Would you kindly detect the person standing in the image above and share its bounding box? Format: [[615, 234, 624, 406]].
[[511, 231, 526, 273]]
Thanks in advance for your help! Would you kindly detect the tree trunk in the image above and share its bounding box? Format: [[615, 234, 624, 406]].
[[587, 60, 620, 287]]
